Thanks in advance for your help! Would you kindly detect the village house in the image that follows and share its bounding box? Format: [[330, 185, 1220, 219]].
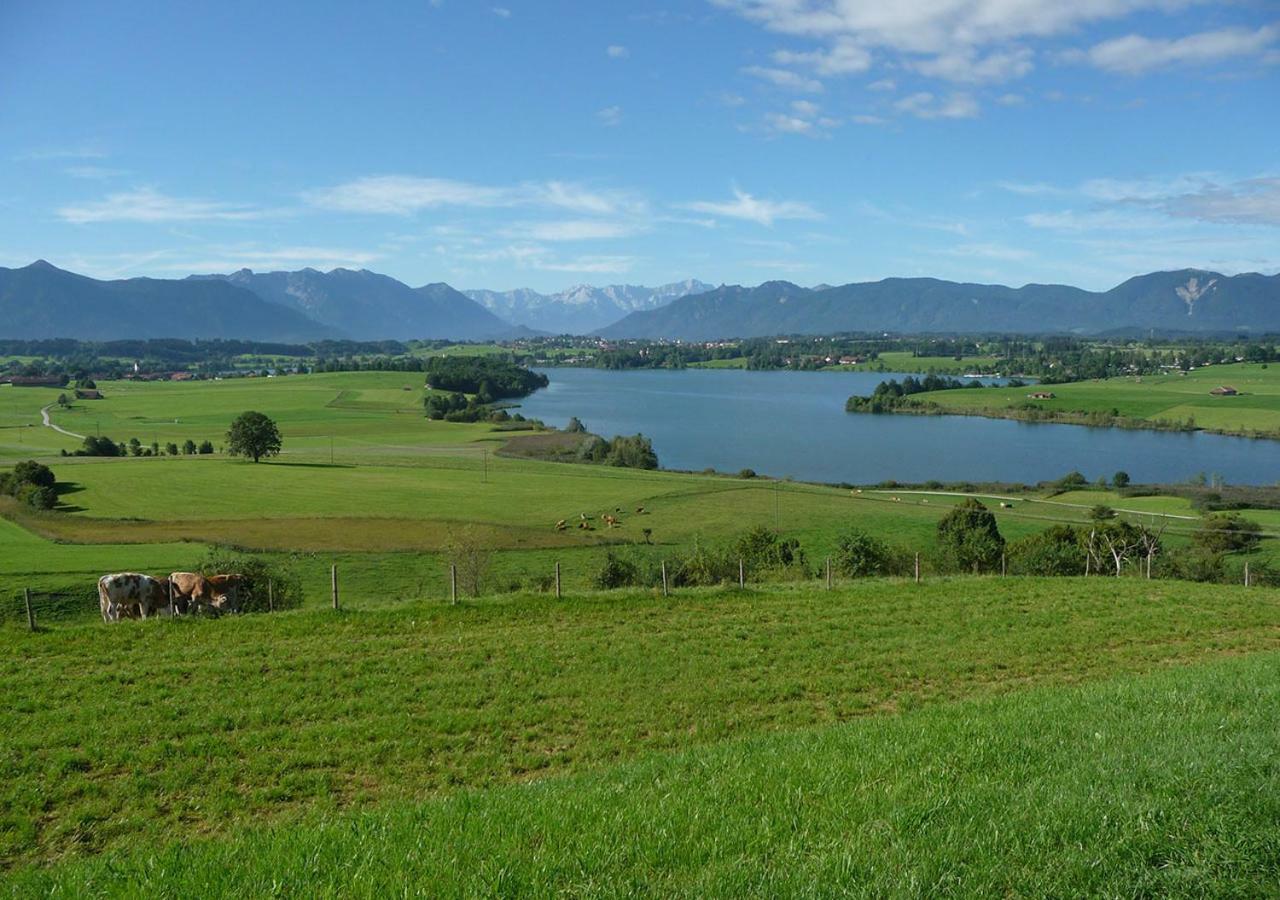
[[1027, 391, 1056, 400], [1209, 385, 1238, 396], [74, 388, 104, 400]]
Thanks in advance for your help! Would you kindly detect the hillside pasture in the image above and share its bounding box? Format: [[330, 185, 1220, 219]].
[[14, 651, 1280, 896], [3, 577, 1279, 873], [916, 362, 1280, 437]]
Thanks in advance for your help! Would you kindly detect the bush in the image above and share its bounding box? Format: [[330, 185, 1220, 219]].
[[733, 525, 805, 578], [1158, 548, 1226, 583], [739, 468, 757, 479], [182, 439, 198, 455], [198, 440, 215, 454], [12, 460, 55, 489], [832, 528, 898, 577], [937, 498, 1005, 573], [1007, 525, 1084, 576], [192, 547, 304, 612], [1192, 513, 1263, 554], [594, 551, 643, 590], [79, 435, 122, 457], [18, 483, 58, 510]]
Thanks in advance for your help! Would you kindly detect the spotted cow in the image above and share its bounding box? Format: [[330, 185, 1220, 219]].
[[98, 573, 169, 622]]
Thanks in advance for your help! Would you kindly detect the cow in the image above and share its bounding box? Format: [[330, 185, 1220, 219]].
[[206, 574, 247, 613], [168, 571, 219, 615], [98, 573, 169, 622]]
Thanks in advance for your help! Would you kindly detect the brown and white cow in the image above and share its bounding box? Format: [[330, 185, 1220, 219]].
[[98, 573, 169, 622], [206, 574, 247, 613], [168, 572, 246, 615]]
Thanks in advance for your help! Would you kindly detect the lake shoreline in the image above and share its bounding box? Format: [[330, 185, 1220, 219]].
[[845, 400, 1280, 442]]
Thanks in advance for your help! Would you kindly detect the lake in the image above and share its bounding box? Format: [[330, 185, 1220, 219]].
[[517, 367, 1279, 485]]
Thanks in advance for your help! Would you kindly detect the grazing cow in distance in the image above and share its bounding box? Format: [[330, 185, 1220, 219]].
[[206, 574, 247, 613], [168, 571, 219, 615], [98, 573, 169, 622]]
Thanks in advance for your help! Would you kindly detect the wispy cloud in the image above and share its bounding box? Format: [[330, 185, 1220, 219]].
[[894, 91, 979, 119], [742, 65, 823, 92], [682, 187, 821, 225], [911, 47, 1033, 84], [17, 143, 107, 161], [58, 188, 267, 224], [304, 175, 644, 217], [761, 99, 841, 137], [772, 38, 870, 75], [597, 105, 623, 126], [1072, 24, 1279, 74], [606, 44, 629, 58], [491, 6, 511, 18], [503, 220, 641, 241]]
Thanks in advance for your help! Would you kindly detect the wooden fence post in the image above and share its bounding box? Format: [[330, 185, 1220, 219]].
[[661, 561, 669, 597], [267, 579, 275, 612], [1001, 553, 1006, 577], [450, 564, 458, 605], [1245, 562, 1250, 587], [914, 553, 921, 584], [825, 557, 832, 590], [331, 564, 339, 610], [555, 562, 561, 599], [738, 558, 745, 589], [24, 588, 35, 632]]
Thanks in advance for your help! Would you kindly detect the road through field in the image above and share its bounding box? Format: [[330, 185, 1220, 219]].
[[40, 404, 84, 440]]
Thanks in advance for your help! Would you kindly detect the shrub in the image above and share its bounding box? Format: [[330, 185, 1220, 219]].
[[733, 525, 805, 578], [937, 498, 1005, 573], [19, 483, 58, 510], [594, 551, 643, 590], [1007, 525, 1084, 576], [192, 547, 304, 612], [198, 440, 215, 454], [739, 468, 757, 479], [1192, 513, 1263, 554], [832, 528, 897, 577], [444, 526, 492, 598], [79, 435, 122, 457], [182, 439, 198, 455], [12, 460, 55, 489]]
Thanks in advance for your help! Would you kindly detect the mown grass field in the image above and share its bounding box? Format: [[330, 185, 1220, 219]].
[[916, 361, 1280, 436], [13, 651, 1280, 896], [3, 578, 1279, 880]]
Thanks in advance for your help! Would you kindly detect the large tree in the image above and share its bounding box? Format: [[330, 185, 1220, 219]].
[[226, 411, 282, 463]]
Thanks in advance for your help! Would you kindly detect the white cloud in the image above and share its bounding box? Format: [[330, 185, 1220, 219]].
[[163, 245, 384, 273], [58, 188, 266, 224], [912, 47, 1033, 83], [606, 44, 629, 58], [1164, 177, 1280, 227], [491, 6, 511, 18], [505, 220, 640, 241], [742, 65, 824, 92], [597, 105, 623, 126], [714, 0, 1213, 88], [772, 37, 871, 75], [761, 99, 840, 136], [1076, 24, 1278, 74], [894, 91, 980, 119], [305, 176, 508, 214], [867, 78, 896, 91], [682, 187, 821, 225], [996, 92, 1026, 106], [996, 180, 1063, 195], [852, 114, 887, 125], [304, 175, 642, 217], [535, 255, 636, 273]]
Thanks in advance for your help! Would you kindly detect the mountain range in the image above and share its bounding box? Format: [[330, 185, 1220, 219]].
[[464, 279, 713, 335], [598, 270, 1280, 339], [2, 261, 1278, 342]]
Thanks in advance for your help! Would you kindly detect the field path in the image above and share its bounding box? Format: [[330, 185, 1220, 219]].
[[40, 404, 85, 440]]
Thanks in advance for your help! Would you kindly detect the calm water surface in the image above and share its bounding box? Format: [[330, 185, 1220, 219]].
[[517, 368, 1279, 485]]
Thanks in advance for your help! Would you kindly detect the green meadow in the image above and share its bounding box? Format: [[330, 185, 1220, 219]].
[[4, 579, 1280, 881], [915, 361, 1280, 436], [3, 368, 1280, 892]]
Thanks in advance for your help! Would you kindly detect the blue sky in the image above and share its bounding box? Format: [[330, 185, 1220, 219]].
[[2, 0, 1277, 292]]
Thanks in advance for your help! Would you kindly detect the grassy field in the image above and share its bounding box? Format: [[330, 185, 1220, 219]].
[[4, 577, 1279, 877], [2, 369, 1277, 615], [13, 650, 1280, 896], [912, 361, 1280, 437]]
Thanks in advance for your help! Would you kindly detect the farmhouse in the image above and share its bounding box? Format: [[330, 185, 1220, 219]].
[[74, 388, 103, 400], [1027, 391, 1056, 400], [1209, 385, 1238, 396]]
